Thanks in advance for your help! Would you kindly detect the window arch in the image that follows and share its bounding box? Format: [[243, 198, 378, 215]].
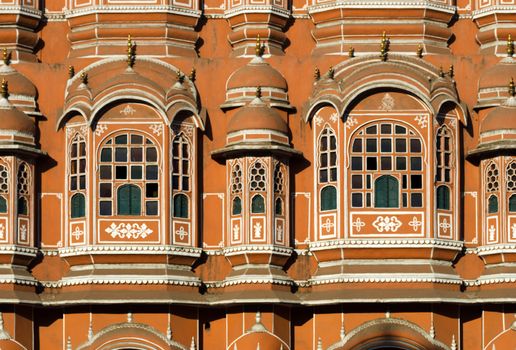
[[436, 125, 452, 183], [321, 185, 337, 211], [436, 185, 450, 210], [71, 193, 86, 218], [17, 163, 30, 216], [70, 134, 86, 191], [485, 162, 500, 215], [375, 175, 399, 208], [350, 122, 423, 208], [98, 132, 159, 216], [173, 193, 188, 218], [230, 162, 243, 217], [251, 194, 265, 214], [172, 133, 190, 192], [0, 164, 8, 214], [318, 127, 337, 184], [249, 161, 267, 192], [117, 184, 141, 215]]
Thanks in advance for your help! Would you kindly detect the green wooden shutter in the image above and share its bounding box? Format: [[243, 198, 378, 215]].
[[232, 197, 242, 215], [510, 195, 516, 212], [174, 194, 188, 218], [0, 196, 6, 213], [251, 195, 265, 213], [375, 176, 399, 208], [437, 186, 450, 210], [118, 185, 141, 215], [71, 193, 85, 218], [321, 186, 337, 211], [130, 185, 141, 215], [17, 197, 27, 215], [488, 195, 498, 214], [275, 198, 283, 215]]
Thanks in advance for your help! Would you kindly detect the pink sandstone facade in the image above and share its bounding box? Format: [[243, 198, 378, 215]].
[[0, 0, 512, 349]]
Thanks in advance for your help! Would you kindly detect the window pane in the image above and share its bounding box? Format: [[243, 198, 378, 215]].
[[320, 169, 328, 183], [330, 168, 337, 182], [396, 157, 406, 171], [437, 186, 450, 210], [275, 198, 283, 215], [366, 139, 377, 152], [146, 183, 159, 198], [380, 157, 392, 170], [79, 176, 86, 190], [380, 124, 392, 134], [351, 193, 363, 207], [352, 139, 362, 152], [410, 139, 422, 153], [410, 157, 422, 170], [411, 174, 423, 189], [232, 197, 242, 215], [411, 193, 423, 207], [70, 177, 77, 191], [71, 143, 77, 157], [100, 148, 112, 162], [320, 153, 328, 167], [251, 195, 265, 214], [182, 177, 189, 191], [146, 147, 158, 162], [131, 165, 143, 180], [320, 136, 327, 151], [100, 183, 112, 198], [351, 175, 362, 189], [146, 201, 158, 215], [99, 201, 112, 216], [115, 166, 127, 180], [146, 165, 158, 180], [395, 125, 406, 134], [115, 148, 127, 162], [71, 161, 77, 175], [488, 196, 498, 214], [366, 157, 377, 171], [402, 193, 408, 207], [131, 134, 143, 144], [0, 196, 6, 213], [351, 157, 363, 171], [115, 135, 127, 144], [380, 139, 392, 152], [131, 148, 143, 162], [79, 159, 86, 172], [395, 139, 406, 152], [100, 166, 112, 180], [366, 125, 377, 134], [321, 186, 337, 211], [402, 175, 408, 189], [510, 195, 516, 212]]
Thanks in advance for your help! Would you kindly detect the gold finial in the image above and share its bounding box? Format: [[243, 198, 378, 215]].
[[508, 34, 514, 57], [68, 65, 75, 79], [127, 35, 135, 68], [189, 67, 196, 82], [380, 31, 389, 61], [1, 79, 8, 99], [439, 66, 445, 78], [2, 48, 9, 66], [328, 66, 334, 80], [314, 67, 320, 81], [80, 72, 87, 85], [509, 77, 515, 97], [176, 70, 185, 84], [416, 44, 423, 58], [255, 35, 263, 57], [256, 86, 262, 99], [448, 64, 454, 78], [348, 47, 355, 58]]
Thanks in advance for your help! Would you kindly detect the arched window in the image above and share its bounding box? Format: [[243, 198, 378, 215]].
[[375, 175, 399, 208], [70, 134, 86, 191], [71, 193, 86, 218], [232, 197, 242, 215], [172, 133, 190, 191], [251, 194, 265, 214], [510, 195, 516, 212], [318, 128, 337, 184], [488, 195, 498, 214], [17, 197, 28, 215], [117, 184, 141, 216], [321, 185, 337, 211], [436, 185, 450, 210], [350, 122, 423, 208], [0, 164, 8, 214], [173, 194, 188, 218], [275, 197, 283, 215], [98, 132, 159, 216], [436, 125, 452, 183]]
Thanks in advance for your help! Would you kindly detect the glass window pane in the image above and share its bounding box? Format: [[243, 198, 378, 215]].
[[71, 143, 77, 157], [366, 125, 377, 134], [366, 139, 377, 152], [182, 177, 189, 191], [100, 166, 112, 180], [488, 195, 498, 214], [395, 125, 406, 134], [131, 165, 142, 180], [71, 161, 77, 175], [275, 198, 283, 215], [251, 195, 265, 214], [330, 168, 337, 182], [381, 157, 392, 170], [100, 148, 112, 162], [380, 124, 392, 134], [351, 193, 363, 207], [320, 136, 327, 151], [366, 157, 377, 171], [131, 148, 143, 162], [380, 139, 392, 152], [411, 174, 423, 189], [396, 157, 406, 171], [99, 201, 112, 216], [351, 157, 363, 171], [351, 175, 362, 189], [402, 193, 408, 207], [146, 183, 159, 198], [395, 139, 406, 152], [115, 148, 127, 162], [320, 169, 328, 183], [232, 197, 242, 215], [411, 193, 423, 207], [70, 177, 77, 191], [146, 165, 158, 180], [352, 139, 362, 152], [79, 175, 86, 190], [100, 183, 112, 198], [131, 134, 143, 144], [115, 135, 127, 144], [0, 196, 6, 213], [445, 169, 451, 182], [510, 195, 516, 212], [79, 159, 86, 172], [410, 139, 422, 153], [115, 166, 127, 180], [320, 153, 328, 167], [146, 201, 158, 215], [410, 157, 422, 170], [146, 147, 158, 162]]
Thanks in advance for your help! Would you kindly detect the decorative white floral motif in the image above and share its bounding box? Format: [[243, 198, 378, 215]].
[[175, 226, 188, 240], [488, 225, 496, 241], [439, 218, 452, 233], [415, 115, 428, 128], [448, 118, 457, 128], [320, 218, 335, 233], [172, 124, 194, 138], [330, 113, 339, 123], [408, 216, 423, 232], [149, 124, 163, 136], [105, 223, 153, 239], [351, 218, 366, 232], [253, 223, 262, 239], [71, 226, 84, 240], [372, 216, 402, 232], [120, 105, 136, 116], [276, 225, 284, 241], [80, 125, 89, 135], [380, 93, 395, 111], [314, 115, 323, 127], [0, 223, 4, 239], [19, 224, 27, 241], [345, 116, 358, 129], [511, 223, 516, 239], [232, 224, 240, 240], [95, 124, 108, 136]]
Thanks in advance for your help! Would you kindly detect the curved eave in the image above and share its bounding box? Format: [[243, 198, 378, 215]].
[[211, 143, 302, 160], [167, 101, 205, 131], [56, 104, 90, 130], [0, 144, 46, 157], [220, 100, 294, 112], [467, 140, 516, 160]]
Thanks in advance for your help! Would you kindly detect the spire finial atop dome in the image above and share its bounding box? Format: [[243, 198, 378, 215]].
[[416, 44, 423, 58], [127, 34, 135, 68], [508, 34, 514, 57], [68, 65, 75, 79], [380, 31, 389, 61], [1, 79, 8, 99], [255, 35, 263, 57], [509, 77, 515, 97], [2, 48, 10, 66], [256, 86, 262, 99]]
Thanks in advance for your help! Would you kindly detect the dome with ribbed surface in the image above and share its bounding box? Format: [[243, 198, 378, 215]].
[[227, 96, 288, 135], [226, 56, 287, 91], [481, 96, 516, 134], [0, 64, 36, 98], [0, 96, 35, 136]]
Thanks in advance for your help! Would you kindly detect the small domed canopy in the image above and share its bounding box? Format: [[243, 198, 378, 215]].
[[477, 56, 516, 109], [57, 57, 205, 131], [227, 96, 288, 135], [0, 60, 38, 116], [469, 95, 516, 159], [227, 312, 290, 350], [223, 55, 292, 110]]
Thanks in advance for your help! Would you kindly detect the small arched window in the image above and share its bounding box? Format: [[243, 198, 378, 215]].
[[375, 175, 399, 208], [172, 133, 190, 191], [318, 128, 337, 184], [0, 196, 7, 214], [71, 193, 86, 218], [275, 197, 283, 215], [17, 197, 28, 215], [510, 195, 516, 212], [117, 184, 141, 215], [251, 194, 265, 214], [70, 134, 87, 191], [488, 195, 498, 214], [173, 194, 189, 218], [232, 197, 242, 215], [320, 185, 337, 211], [436, 185, 450, 210]]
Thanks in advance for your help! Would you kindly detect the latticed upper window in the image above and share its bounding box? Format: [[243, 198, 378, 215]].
[[318, 128, 337, 184], [436, 125, 452, 183], [70, 134, 86, 191], [172, 133, 190, 192], [17, 163, 30, 215], [231, 163, 243, 195], [507, 162, 516, 212], [349, 122, 423, 208], [0, 164, 8, 213], [98, 133, 159, 216], [274, 164, 284, 194], [249, 161, 267, 192], [486, 162, 499, 192]]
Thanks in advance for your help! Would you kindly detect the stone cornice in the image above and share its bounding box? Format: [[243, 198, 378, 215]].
[[308, 1, 456, 14], [224, 5, 291, 18], [309, 238, 464, 251], [58, 245, 202, 257], [64, 5, 201, 18], [472, 5, 516, 19]]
